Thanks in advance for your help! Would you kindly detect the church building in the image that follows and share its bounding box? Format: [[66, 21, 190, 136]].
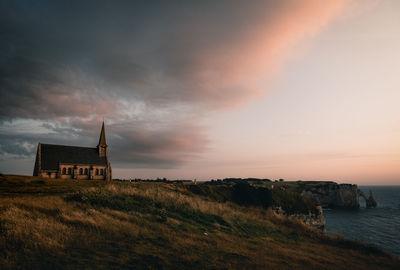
[[33, 122, 112, 180]]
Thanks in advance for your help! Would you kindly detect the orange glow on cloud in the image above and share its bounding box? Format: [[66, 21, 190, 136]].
[[194, 0, 352, 109]]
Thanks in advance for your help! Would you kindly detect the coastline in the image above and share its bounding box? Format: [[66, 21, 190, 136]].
[[324, 186, 400, 257]]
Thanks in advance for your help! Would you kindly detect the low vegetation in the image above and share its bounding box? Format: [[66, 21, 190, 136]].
[[0, 175, 399, 269], [185, 181, 318, 215]]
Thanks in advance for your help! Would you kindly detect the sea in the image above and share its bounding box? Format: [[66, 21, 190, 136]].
[[324, 186, 400, 257]]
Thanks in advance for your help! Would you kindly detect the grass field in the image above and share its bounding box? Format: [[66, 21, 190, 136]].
[[0, 174, 399, 269]]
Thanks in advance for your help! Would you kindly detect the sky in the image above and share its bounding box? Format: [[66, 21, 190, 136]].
[[0, 0, 399, 185]]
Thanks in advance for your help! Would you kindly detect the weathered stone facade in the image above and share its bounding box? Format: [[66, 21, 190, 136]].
[[33, 122, 112, 180]]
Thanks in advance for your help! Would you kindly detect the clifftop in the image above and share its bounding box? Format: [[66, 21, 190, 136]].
[[0, 175, 396, 269], [299, 182, 360, 208], [252, 180, 376, 209]]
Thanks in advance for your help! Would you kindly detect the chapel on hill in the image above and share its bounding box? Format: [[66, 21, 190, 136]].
[[33, 122, 112, 180]]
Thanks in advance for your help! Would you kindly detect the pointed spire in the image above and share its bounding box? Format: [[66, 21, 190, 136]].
[[98, 121, 107, 147]]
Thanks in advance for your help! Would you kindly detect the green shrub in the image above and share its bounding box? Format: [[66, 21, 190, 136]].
[[232, 182, 272, 208], [271, 188, 318, 215], [186, 183, 272, 208], [187, 184, 234, 203]]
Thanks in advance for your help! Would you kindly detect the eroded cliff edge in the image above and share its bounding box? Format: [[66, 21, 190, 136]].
[[273, 205, 326, 231], [295, 181, 376, 209], [187, 179, 377, 231], [270, 181, 377, 231], [299, 182, 360, 208]]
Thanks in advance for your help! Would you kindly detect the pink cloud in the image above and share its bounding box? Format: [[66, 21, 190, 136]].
[[188, 0, 352, 109]]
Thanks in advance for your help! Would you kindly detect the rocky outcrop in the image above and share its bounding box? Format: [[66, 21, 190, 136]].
[[300, 182, 360, 209], [273, 206, 325, 231], [298, 182, 378, 209], [359, 190, 377, 208]]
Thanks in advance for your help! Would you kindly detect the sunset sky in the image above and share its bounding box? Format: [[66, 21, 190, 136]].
[[1, 0, 399, 184]]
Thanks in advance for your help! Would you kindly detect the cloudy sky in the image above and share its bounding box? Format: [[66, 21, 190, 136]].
[[1, 0, 399, 184]]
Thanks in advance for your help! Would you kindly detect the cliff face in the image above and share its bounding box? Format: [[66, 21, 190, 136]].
[[274, 205, 326, 231], [300, 182, 360, 209]]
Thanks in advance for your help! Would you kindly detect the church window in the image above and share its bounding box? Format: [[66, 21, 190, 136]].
[[79, 168, 83, 175], [84, 168, 88, 175], [68, 168, 71, 174], [100, 169, 104, 175], [62, 168, 66, 174], [95, 169, 99, 175]]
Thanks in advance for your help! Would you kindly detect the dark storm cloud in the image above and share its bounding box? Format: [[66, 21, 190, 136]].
[[0, 133, 36, 157], [108, 121, 208, 168], [0, 0, 261, 167], [0, 0, 277, 116], [0, 120, 86, 159], [0, 0, 347, 168]]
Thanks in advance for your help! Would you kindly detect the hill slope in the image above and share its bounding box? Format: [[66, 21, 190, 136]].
[[0, 175, 399, 269]]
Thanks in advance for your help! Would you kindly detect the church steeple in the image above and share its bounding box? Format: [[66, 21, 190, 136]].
[[97, 121, 107, 157]]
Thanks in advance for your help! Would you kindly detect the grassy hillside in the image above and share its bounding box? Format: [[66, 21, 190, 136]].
[[0, 175, 399, 269]]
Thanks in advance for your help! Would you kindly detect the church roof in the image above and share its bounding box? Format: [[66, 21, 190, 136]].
[[98, 122, 107, 146], [40, 143, 107, 171]]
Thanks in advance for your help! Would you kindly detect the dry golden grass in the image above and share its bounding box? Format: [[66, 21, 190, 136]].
[[0, 174, 399, 269]]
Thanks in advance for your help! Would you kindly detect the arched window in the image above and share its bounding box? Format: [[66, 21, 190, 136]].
[[62, 168, 66, 174], [68, 168, 71, 175], [100, 169, 104, 175], [95, 168, 99, 175], [84, 168, 88, 175], [79, 168, 83, 175]]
